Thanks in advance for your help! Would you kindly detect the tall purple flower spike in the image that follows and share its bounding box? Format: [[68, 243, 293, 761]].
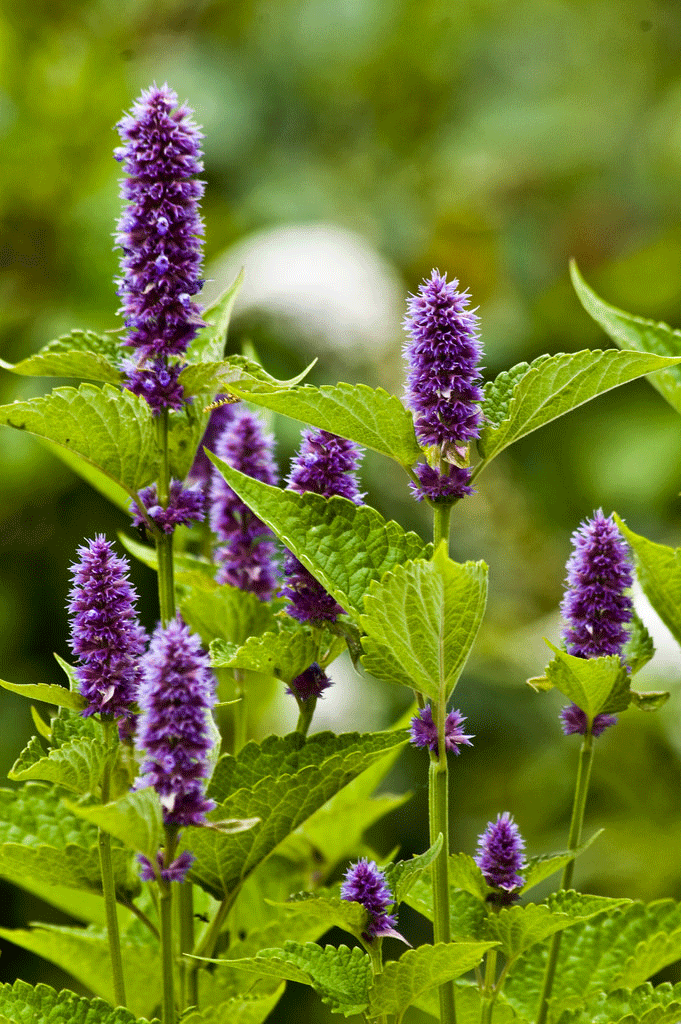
[[136, 615, 216, 829], [282, 429, 363, 622], [403, 270, 483, 502], [67, 535, 146, 722], [475, 812, 526, 901], [209, 406, 279, 599], [341, 859, 400, 940], [559, 509, 634, 736], [409, 705, 474, 757], [115, 84, 205, 411]]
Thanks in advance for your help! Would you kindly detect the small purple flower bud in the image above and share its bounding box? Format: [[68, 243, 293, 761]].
[[138, 849, 194, 883], [409, 463, 473, 503], [282, 429, 363, 622], [559, 509, 634, 736], [67, 535, 146, 721], [409, 705, 474, 756], [131, 479, 206, 534], [475, 812, 525, 899], [341, 858, 398, 939], [286, 663, 331, 702], [136, 615, 216, 827], [209, 406, 279, 599]]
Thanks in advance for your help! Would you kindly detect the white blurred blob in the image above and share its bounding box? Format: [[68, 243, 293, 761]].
[[204, 222, 403, 360], [632, 581, 680, 679]]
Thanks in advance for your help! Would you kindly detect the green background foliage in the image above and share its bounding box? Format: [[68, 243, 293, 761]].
[[2, 1, 681, 1020]]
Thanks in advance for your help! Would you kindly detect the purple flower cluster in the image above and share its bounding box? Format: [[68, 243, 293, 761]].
[[131, 479, 206, 534], [138, 849, 194, 883], [67, 536, 145, 722], [560, 510, 634, 737], [115, 84, 205, 412], [286, 662, 331, 702], [409, 705, 474, 756], [136, 615, 216, 828], [282, 429, 363, 622], [403, 270, 484, 502], [341, 859, 397, 939], [209, 406, 279, 598], [475, 812, 525, 900]]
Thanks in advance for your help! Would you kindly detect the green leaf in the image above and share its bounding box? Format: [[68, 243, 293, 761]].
[[542, 643, 629, 721], [368, 942, 496, 1022], [8, 735, 106, 795], [520, 831, 603, 895], [569, 982, 681, 1024], [387, 835, 444, 905], [222, 380, 422, 467], [444, 853, 489, 900], [117, 532, 216, 579], [615, 516, 681, 647], [0, 330, 123, 383], [0, 678, 86, 711], [206, 454, 430, 619], [0, 924, 161, 1020], [570, 260, 681, 415], [180, 985, 285, 1024], [624, 610, 656, 676], [401, 876, 488, 941], [166, 407, 210, 482], [186, 730, 407, 900], [0, 383, 158, 497], [0, 785, 139, 901], [0, 979, 156, 1024], [65, 788, 164, 862], [178, 576, 278, 648], [477, 347, 681, 468], [210, 625, 344, 682], [630, 689, 670, 712], [360, 545, 488, 701], [265, 893, 370, 941], [209, 942, 371, 1017], [186, 271, 245, 364], [413, 982, 526, 1024]]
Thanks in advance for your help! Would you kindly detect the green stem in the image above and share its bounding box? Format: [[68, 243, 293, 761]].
[[433, 502, 452, 549], [179, 881, 196, 1009], [159, 878, 175, 1024], [295, 696, 317, 737], [535, 731, 594, 1024], [429, 752, 456, 1024], [480, 947, 498, 1024], [233, 669, 248, 754], [98, 722, 127, 1008]]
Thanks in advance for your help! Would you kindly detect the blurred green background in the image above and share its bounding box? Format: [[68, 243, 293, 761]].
[[2, 0, 681, 1015]]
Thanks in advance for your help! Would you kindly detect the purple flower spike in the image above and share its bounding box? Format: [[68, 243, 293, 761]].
[[341, 859, 399, 940], [136, 615, 216, 827], [475, 812, 525, 900], [209, 406, 279, 598], [409, 705, 474, 756], [115, 84, 205, 364], [138, 849, 194, 883], [67, 535, 146, 721], [282, 429, 363, 622], [403, 270, 483, 501], [131, 479, 206, 534], [286, 663, 331, 702], [560, 704, 618, 738]]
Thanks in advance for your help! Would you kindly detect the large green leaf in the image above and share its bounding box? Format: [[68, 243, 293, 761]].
[[615, 516, 681, 648], [206, 455, 430, 619], [263, 893, 370, 942], [0, 329, 123, 383], [0, 383, 158, 497], [0, 678, 86, 711], [0, 979, 157, 1024], [564, 981, 681, 1024], [539, 644, 629, 721], [181, 985, 285, 1024], [401, 876, 488, 941], [520, 831, 603, 895], [221, 380, 422, 467], [8, 734, 106, 796], [185, 271, 245, 365], [360, 545, 488, 701], [368, 942, 496, 1022], [185, 730, 407, 899], [387, 835, 444, 905], [210, 625, 344, 683], [66, 788, 165, 863], [571, 260, 681, 415], [477, 347, 681, 468], [0, 785, 139, 900]]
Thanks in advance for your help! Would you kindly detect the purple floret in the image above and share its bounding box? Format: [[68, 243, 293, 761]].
[[341, 859, 397, 939], [138, 849, 194, 883], [209, 406, 279, 599], [560, 704, 618, 738], [475, 812, 525, 898], [409, 463, 474, 503], [286, 662, 331, 702], [135, 615, 216, 827], [123, 359, 186, 415], [131, 479, 206, 534], [409, 705, 474, 756], [67, 535, 146, 721]]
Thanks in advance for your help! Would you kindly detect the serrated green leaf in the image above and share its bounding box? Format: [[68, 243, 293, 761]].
[[630, 689, 670, 712], [180, 984, 285, 1024], [520, 831, 603, 895], [0, 677, 86, 710], [386, 835, 444, 905], [623, 611, 656, 676], [402, 876, 488, 940], [615, 516, 681, 647], [571, 261, 681, 415], [0, 329, 122, 383], [543, 643, 629, 721], [477, 347, 681, 468], [223, 380, 422, 467], [208, 941, 371, 1017], [0, 785, 139, 901], [210, 625, 344, 682], [206, 454, 430, 619], [178, 576, 278, 648], [368, 942, 496, 1022], [65, 787, 164, 862], [9, 735, 106, 795], [360, 545, 488, 701], [267, 893, 370, 941], [573, 981, 681, 1024], [185, 271, 245, 365], [0, 979, 157, 1024], [186, 730, 407, 899], [444, 852, 489, 900], [180, 355, 316, 400], [0, 383, 158, 498], [0, 924, 161, 1019]]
